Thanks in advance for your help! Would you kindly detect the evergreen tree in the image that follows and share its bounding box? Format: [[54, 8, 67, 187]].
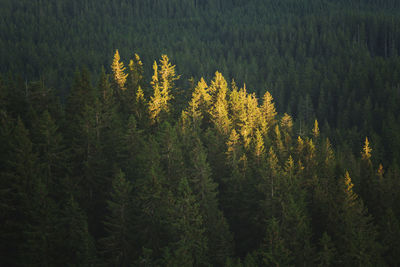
[[260, 218, 292, 266], [316, 232, 336, 266], [163, 177, 208, 266], [335, 171, 383, 266], [100, 170, 135, 266], [188, 137, 233, 265], [56, 196, 96, 266], [0, 118, 41, 266]]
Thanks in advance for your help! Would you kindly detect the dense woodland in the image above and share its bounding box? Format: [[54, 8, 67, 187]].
[[1, 0, 400, 266]]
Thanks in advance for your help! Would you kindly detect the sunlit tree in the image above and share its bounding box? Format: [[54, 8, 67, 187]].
[[111, 49, 128, 90]]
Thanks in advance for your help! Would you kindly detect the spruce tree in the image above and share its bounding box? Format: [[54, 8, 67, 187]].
[[163, 177, 208, 266], [335, 171, 383, 266], [100, 170, 135, 266]]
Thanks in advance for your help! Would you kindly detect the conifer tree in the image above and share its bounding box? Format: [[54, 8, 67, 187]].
[[188, 137, 233, 265], [267, 147, 280, 198], [335, 171, 383, 266], [360, 137, 378, 217], [313, 119, 320, 139], [226, 128, 241, 169], [164, 177, 208, 266], [128, 53, 144, 93], [157, 122, 186, 188], [228, 83, 241, 129], [260, 218, 292, 266], [111, 49, 128, 90], [56, 196, 96, 266], [36, 110, 67, 197], [0, 118, 41, 265], [261, 91, 277, 134], [209, 71, 231, 135], [133, 137, 172, 259], [186, 77, 211, 128], [316, 232, 336, 266], [148, 61, 163, 124], [123, 53, 145, 117], [253, 128, 265, 165], [280, 113, 293, 134], [148, 55, 180, 124], [362, 137, 372, 161], [100, 170, 134, 266], [280, 113, 294, 153]]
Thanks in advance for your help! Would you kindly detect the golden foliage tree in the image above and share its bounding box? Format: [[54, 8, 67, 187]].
[[362, 137, 372, 161], [209, 71, 231, 135], [261, 91, 277, 133], [111, 49, 128, 90], [148, 55, 180, 124], [343, 171, 358, 206], [312, 119, 320, 138], [186, 77, 211, 126]]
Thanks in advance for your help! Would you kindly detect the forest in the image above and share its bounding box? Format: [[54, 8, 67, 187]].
[[1, 0, 400, 266]]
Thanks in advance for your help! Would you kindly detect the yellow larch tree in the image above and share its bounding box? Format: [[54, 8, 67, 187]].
[[260, 91, 277, 134], [229, 84, 242, 129], [209, 71, 231, 135], [280, 113, 293, 134], [148, 55, 179, 124], [186, 77, 211, 126], [362, 137, 372, 161], [343, 171, 358, 207], [312, 119, 320, 138], [226, 128, 241, 168], [280, 113, 294, 152], [254, 128, 265, 165], [148, 61, 162, 123], [111, 49, 128, 90]]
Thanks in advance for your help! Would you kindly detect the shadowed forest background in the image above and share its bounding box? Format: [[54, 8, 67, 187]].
[[1, 0, 400, 266]]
